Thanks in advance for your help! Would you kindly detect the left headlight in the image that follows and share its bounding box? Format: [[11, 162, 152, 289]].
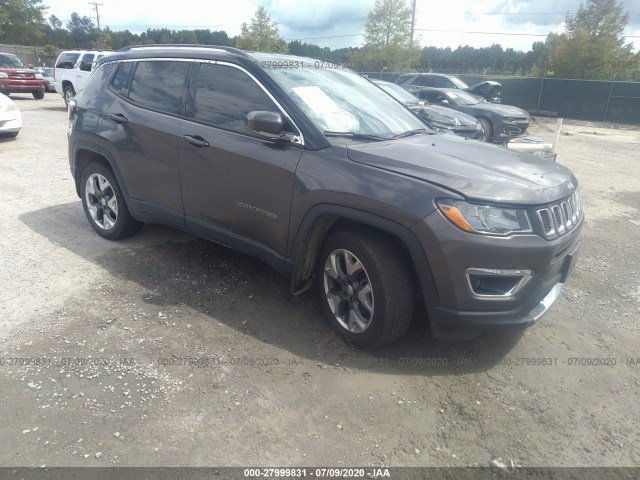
[[35, 73, 43, 79], [437, 199, 532, 235]]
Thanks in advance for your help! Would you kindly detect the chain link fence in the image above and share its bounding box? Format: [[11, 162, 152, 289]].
[[365, 71, 640, 125]]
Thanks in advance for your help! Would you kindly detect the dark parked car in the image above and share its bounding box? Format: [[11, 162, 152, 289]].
[[372, 80, 482, 140], [67, 45, 582, 348], [410, 87, 530, 143], [396, 73, 502, 103], [0, 53, 45, 99]]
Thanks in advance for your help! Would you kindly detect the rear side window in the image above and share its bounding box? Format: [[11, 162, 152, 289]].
[[56, 53, 80, 69], [127, 61, 190, 115], [192, 63, 278, 134], [79, 53, 95, 72]]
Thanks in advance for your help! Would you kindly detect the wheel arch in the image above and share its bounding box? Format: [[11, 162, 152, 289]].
[[289, 205, 439, 308], [71, 141, 129, 200]]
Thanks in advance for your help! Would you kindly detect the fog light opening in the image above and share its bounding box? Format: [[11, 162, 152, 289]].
[[466, 268, 532, 297]]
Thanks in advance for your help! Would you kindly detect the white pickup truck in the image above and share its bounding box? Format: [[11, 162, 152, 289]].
[[54, 50, 112, 105]]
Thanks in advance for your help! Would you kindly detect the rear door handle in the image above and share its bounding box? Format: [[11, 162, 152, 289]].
[[107, 113, 128, 124], [182, 135, 209, 148]]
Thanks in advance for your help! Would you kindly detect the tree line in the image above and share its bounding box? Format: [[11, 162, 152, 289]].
[[1, 0, 638, 80]]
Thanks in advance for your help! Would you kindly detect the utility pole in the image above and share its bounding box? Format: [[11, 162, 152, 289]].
[[89, 2, 103, 30], [408, 0, 417, 69]]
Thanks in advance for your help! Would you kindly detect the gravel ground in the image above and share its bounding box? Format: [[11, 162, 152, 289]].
[[0, 94, 639, 469]]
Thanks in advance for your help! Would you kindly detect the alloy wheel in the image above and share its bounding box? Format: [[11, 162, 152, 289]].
[[323, 248, 375, 334], [85, 173, 118, 230]]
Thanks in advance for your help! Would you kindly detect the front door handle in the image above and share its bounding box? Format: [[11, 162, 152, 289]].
[[182, 135, 210, 148], [107, 113, 128, 124]]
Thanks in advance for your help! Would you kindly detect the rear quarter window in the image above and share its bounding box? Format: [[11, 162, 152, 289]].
[[56, 53, 81, 69], [110, 62, 133, 95]]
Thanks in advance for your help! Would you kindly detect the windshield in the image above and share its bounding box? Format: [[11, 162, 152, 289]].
[[444, 90, 480, 106], [375, 82, 420, 104], [450, 76, 469, 89], [253, 54, 426, 139], [0, 54, 26, 69]]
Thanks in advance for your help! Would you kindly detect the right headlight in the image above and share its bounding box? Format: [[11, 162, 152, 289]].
[[436, 199, 532, 235], [0, 72, 8, 78]]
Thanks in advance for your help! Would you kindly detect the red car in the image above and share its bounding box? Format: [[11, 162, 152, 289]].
[[0, 52, 45, 99]]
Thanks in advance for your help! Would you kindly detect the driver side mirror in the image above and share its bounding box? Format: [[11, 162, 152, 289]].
[[247, 111, 298, 143], [439, 99, 449, 105]]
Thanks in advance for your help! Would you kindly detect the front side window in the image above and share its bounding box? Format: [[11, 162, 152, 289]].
[[192, 63, 279, 134], [128, 61, 190, 115]]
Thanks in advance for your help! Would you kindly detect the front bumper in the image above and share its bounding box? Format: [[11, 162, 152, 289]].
[[492, 119, 530, 142], [0, 78, 44, 93], [412, 206, 583, 340]]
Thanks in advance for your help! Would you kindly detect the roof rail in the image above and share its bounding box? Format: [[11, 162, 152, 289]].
[[117, 44, 247, 56]]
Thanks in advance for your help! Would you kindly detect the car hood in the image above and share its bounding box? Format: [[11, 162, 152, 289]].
[[470, 103, 529, 117], [346, 134, 577, 204], [421, 105, 479, 126]]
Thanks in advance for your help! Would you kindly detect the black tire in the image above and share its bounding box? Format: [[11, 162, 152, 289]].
[[32, 90, 45, 100], [1, 131, 19, 138], [478, 117, 493, 142], [1, 90, 10, 96], [316, 229, 414, 349], [63, 85, 75, 106], [80, 162, 142, 240]]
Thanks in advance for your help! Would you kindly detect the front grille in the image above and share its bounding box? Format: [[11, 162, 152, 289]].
[[536, 191, 582, 239]]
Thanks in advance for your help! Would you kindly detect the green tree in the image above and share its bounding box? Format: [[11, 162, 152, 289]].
[[0, 0, 46, 44], [362, 0, 413, 71], [67, 12, 98, 48], [236, 6, 287, 53], [549, 0, 633, 79]]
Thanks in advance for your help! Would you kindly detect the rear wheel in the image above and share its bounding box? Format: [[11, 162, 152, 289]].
[[32, 90, 44, 100], [80, 162, 142, 240], [317, 230, 414, 349], [63, 85, 75, 106]]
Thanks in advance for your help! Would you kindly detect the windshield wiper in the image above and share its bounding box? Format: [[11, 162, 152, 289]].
[[391, 128, 430, 139], [323, 131, 390, 141]]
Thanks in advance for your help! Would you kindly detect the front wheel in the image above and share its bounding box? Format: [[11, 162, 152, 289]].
[[32, 90, 45, 100], [317, 230, 414, 349], [478, 117, 493, 142], [80, 162, 142, 240]]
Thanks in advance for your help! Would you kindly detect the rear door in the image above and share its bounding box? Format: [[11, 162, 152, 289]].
[[103, 59, 191, 225], [178, 61, 303, 261]]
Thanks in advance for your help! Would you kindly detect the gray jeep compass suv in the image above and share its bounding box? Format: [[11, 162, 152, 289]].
[[67, 45, 583, 348]]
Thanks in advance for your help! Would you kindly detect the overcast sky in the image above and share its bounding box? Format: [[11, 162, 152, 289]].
[[43, 0, 640, 52]]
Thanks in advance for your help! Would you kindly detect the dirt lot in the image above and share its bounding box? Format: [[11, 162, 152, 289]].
[[1, 94, 639, 470]]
